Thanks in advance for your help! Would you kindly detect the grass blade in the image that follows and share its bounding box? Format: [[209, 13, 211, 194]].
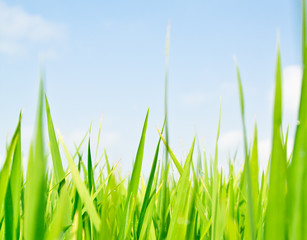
[[120, 108, 149, 238], [58, 132, 101, 230], [88, 138, 95, 193], [24, 79, 47, 239], [288, 2, 307, 238], [234, 59, 255, 240], [5, 113, 22, 240], [45, 183, 71, 240], [45, 95, 66, 185], [166, 138, 195, 240], [0, 117, 21, 214], [127, 108, 149, 198], [137, 119, 165, 238], [264, 41, 287, 240]]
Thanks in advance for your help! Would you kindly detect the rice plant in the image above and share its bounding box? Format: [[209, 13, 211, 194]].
[[0, 3, 307, 240]]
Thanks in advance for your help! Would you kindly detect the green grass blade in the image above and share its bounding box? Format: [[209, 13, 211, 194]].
[[72, 154, 82, 219], [88, 138, 95, 193], [166, 138, 195, 240], [104, 149, 111, 174], [264, 42, 287, 240], [250, 123, 259, 222], [4, 181, 13, 240], [0, 117, 21, 215], [45, 95, 65, 185], [45, 183, 71, 240], [203, 149, 211, 210], [157, 127, 183, 174], [95, 114, 103, 162], [288, 2, 307, 238], [212, 104, 221, 240], [186, 163, 198, 239], [127, 108, 149, 198], [137, 120, 165, 238], [227, 160, 235, 220], [119, 109, 149, 238], [5, 113, 22, 240], [139, 192, 157, 239], [58, 132, 101, 230], [234, 59, 255, 240], [160, 22, 171, 240], [24, 79, 47, 239]]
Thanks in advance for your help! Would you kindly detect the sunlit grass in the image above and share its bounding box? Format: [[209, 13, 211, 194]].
[[0, 3, 307, 240]]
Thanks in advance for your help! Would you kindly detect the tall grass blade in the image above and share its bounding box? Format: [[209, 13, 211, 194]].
[[88, 138, 95, 194], [120, 109, 149, 238], [264, 41, 287, 240], [288, 1, 307, 239], [24, 79, 47, 239], [0, 117, 21, 214], [235, 59, 255, 240], [160, 22, 171, 239], [45, 183, 71, 240], [127, 108, 149, 198], [45, 95, 65, 185], [5, 113, 22, 240], [166, 138, 195, 240], [137, 120, 165, 238], [58, 132, 101, 230], [211, 104, 221, 240]]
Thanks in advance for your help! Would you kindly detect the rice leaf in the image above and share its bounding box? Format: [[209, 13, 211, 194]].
[[264, 41, 287, 240], [58, 132, 101, 230], [235, 59, 255, 240], [44, 183, 71, 240], [127, 108, 149, 198], [4, 113, 22, 240], [0, 116, 21, 214], [88, 138, 95, 194], [24, 79, 47, 239], [166, 138, 195, 240], [45, 95, 66, 185], [137, 119, 165, 238]]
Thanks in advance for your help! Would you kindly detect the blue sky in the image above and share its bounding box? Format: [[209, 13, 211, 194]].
[[0, 0, 302, 175]]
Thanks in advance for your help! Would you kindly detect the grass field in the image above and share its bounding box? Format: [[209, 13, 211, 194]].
[[1, 3, 307, 240]]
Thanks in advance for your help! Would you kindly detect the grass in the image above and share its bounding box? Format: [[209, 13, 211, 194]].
[[1, 3, 307, 240]]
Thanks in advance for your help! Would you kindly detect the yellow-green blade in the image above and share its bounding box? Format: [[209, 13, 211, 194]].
[[24, 79, 47, 239], [288, 2, 307, 239], [264, 43, 287, 240], [0, 117, 21, 214], [166, 138, 195, 240], [45, 95, 65, 184], [235, 60, 255, 240], [127, 108, 149, 198], [4, 113, 22, 240], [137, 119, 165, 238], [58, 132, 101, 230]]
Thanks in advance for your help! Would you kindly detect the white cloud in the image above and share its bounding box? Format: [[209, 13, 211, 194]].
[[0, 41, 25, 55], [0, 1, 66, 55], [219, 130, 242, 153], [181, 92, 205, 107], [39, 49, 58, 62], [283, 65, 302, 116], [101, 132, 120, 148]]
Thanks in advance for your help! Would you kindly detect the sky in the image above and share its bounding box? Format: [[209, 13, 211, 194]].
[[0, 0, 302, 176]]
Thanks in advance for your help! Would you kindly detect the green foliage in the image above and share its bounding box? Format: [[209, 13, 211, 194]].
[[0, 3, 307, 240]]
